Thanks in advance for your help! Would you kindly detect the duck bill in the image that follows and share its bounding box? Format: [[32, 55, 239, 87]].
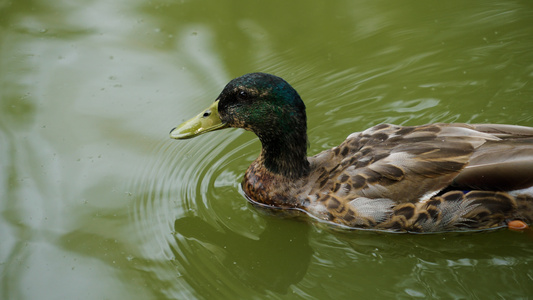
[[170, 100, 228, 139]]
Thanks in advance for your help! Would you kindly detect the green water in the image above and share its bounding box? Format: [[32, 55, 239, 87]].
[[2, 0, 533, 299]]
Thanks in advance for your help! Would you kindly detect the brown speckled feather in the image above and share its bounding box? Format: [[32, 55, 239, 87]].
[[243, 123, 533, 232]]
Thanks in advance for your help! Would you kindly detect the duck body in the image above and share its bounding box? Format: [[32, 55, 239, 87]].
[[171, 73, 533, 233], [243, 122, 533, 232]]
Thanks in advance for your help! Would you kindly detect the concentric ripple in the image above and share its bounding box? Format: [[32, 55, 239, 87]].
[[129, 129, 289, 298]]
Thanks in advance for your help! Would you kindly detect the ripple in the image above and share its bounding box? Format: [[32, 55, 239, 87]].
[[129, 123, 320, 298]]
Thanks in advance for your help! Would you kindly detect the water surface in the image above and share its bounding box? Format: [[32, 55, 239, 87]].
[[1, 0, 533, 299]]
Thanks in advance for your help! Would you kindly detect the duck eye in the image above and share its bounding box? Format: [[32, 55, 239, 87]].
[[238, 90, 248, 99]]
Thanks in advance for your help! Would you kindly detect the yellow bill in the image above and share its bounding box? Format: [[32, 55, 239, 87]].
[[170, 100, 228, 139]]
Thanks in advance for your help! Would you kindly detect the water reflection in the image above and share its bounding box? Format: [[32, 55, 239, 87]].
[[296, 228, 533, 298], [173, 216, 312, 296], [130, 129, 312, 298]]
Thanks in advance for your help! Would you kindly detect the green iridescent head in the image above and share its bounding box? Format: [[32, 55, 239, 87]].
[[171, 73, 307, 142], [170, 72, 310, 177], [218, 73, 306, 137]]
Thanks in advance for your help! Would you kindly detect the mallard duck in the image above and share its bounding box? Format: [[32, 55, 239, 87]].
[[170, 72, 533, 233]]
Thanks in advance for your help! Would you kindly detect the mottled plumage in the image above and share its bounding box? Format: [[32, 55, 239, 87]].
[[171, 73, 533, 233]]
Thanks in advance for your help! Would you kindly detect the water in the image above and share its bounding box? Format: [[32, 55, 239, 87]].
[[1, 0, 533, 299]]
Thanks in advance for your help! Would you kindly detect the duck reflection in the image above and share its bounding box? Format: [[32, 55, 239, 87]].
[[172, 214, 312, 295]]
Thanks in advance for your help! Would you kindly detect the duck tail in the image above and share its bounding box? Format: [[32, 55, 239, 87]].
[[383, 190, 533, 232], [513, 192, 533, 223]]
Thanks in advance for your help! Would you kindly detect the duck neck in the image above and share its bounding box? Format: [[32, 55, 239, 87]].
[[258, 128, 310, 179]]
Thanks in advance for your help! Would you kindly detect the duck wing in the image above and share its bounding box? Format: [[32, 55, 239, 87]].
[[451, 124, 533, 191], [316, 123, 533, 203]]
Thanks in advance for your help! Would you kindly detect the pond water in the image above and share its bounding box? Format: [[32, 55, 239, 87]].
[[2, 0, 533, 299]]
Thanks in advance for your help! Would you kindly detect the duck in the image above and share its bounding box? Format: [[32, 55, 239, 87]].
[[170, 72, 533, 233]]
